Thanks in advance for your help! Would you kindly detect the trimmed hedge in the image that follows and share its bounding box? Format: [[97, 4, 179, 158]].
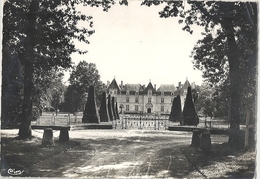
[[182, 86, 199, 126], [82, 85, 100, 123], [107, 94, 114, 121], [169, 95, 182, 123], [99, 92, 110, 122]]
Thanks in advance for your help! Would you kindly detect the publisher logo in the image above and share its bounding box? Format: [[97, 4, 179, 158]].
[[7, 168, 24, 176]]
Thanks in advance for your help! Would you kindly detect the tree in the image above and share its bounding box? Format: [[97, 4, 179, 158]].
[[169, 95, 182, 123], [111, 97, 117, 120], [3, 0, 104, 138], [142, 1, 257, 146], [2, 52, 23, 128], [63, 61, 106, 113], [115, 102, 120, 120], [99, 92, 110, 122], [107, 94, 114, 121], [169, 97, 177, 122], [182, 87, 199, 126], [82, 85, 100, 123], [195, 82, 215, 117], [2, 49, 67, 127], [34, 68, 66, 115]]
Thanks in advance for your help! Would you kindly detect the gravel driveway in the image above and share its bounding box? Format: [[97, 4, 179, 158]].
[[2, 129, 254, 178]]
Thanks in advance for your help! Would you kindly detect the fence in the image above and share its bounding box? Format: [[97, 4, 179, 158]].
[[112, 115, 169, 130], [35, 112, 229, 130], [36, 113, 83, 125], [198, 117, 229, 129]]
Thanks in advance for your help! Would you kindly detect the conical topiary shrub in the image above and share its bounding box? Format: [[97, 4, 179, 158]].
[[169, 95, 182, 123], [176, 95, 183, 124], [111, 97, 117, 120], [82, 85, 100, 123], [99, 92, 110, 122], [169, 97, 177, 122], [115, 102, 120, 119], [107, 94, 114, 121], [182, 86, 199, 126]]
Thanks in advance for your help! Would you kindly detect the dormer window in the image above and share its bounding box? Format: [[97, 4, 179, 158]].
[[161, 92, 164, 96], [126, 91, 129, 95], [148, 90, 152, 95]]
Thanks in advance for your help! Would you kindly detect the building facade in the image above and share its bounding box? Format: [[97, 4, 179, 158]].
[[107, 79, 194, 115]]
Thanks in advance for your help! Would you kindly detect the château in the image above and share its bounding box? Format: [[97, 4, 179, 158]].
[[107, 79, 196, 115]]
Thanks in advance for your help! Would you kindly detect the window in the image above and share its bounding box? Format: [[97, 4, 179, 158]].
[[126, 105, 129, 111], [114, 90, 117, 94], [148, 98, 151, 103], [148, 90, 152, 95], [126, 91, 129, 95], [161, 92, 164, 96], [135, 105, 138, 111], [135, 91, 139, 95], [114, 97, 117, 102], [161, 98, 164, 103], [110, 91, 112, 94], [126, 97, 129, 103], [161, 106, 164, 112], [135, 97, 138, 103]]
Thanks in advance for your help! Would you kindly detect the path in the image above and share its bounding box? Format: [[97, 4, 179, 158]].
[[24, 130, 228, 178], [1, 130, 234, 178]]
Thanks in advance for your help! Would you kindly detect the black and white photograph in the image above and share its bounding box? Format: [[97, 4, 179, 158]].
[[1, 0, 258, 178]]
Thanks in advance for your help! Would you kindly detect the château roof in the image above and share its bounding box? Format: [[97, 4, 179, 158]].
[[122, 84, 144, 91], [107, 79, 194, 96], [157, 84, 176, 92], [144, 82, 156, 93], [107, 79, 120, 91]]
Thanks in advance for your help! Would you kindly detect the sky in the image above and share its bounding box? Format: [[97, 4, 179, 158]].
[[66, 1, 205, 87]]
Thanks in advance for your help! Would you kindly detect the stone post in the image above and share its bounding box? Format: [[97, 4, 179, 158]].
[[42, 128, 54, 147], [59, 128, 69, 142], [191, 130, 201, 147], [199, 131, 212, 152]]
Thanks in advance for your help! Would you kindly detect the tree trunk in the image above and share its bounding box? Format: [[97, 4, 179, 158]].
[[18, 61, 33, 138], [222, 20, 242, 146], [18, 1, 38, 139]]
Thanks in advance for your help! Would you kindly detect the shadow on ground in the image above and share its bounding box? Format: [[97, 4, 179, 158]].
[[179, 143, 255, 178], [1, 130, 256, 178]]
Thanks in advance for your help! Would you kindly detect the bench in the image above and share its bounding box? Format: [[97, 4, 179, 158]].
[[31, 125, 70, 143], [168, 126, 229, 134], [71, 124, 113, 130], [168, 126, 229, 152]]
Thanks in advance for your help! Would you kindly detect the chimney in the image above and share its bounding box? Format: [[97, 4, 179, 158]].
[[121, 81, 123, 88], [154, 84, 156, 90], [107, 81, 110, 87]]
